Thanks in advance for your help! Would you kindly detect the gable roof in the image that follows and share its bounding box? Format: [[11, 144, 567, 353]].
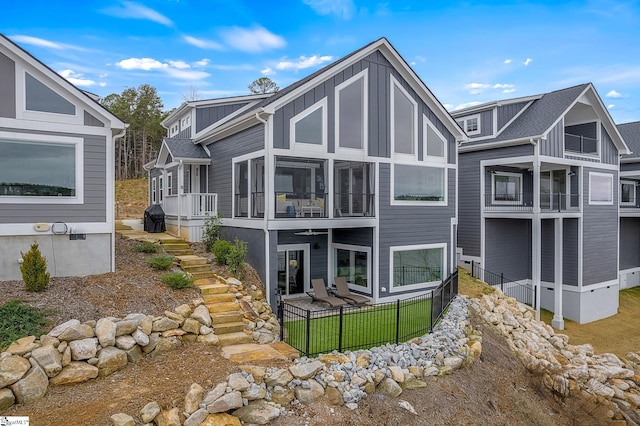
[[457, 83, 629, 154], [619, 121, 640, 161], [195, 37, 466, 144], [1, 34, 125, 131], [155, 138, 210, 167]]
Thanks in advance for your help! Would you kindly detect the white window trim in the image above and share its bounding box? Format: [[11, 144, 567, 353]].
[[423, 115, 447, 163], [390, 75, 418, 160], [16, 68, 81, 125], [335, 69, 368, 155], [589, 171, 613, 205], [290, 97, 327, 153], [391, 163, 448, 206], [159, 176, 164, 202], [621, 180, 636, 205], [151, 177, 157, 204], [332, 242, 372, 293], [389, 243, 447, 293], [181, 115, 191, 130], [0, 131, 84, 204], [458, 114, 481, 136], [491, 171, 523, 204], [167, 172, 173, 196]]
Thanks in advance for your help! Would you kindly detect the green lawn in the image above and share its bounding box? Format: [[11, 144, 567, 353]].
[[284, 297, 433, 356]]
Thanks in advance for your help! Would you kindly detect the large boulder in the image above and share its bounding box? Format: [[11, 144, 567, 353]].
[[48, 319, 80, 338], [140, 401, 162, 423], [97, 347, 128, 377], [0, 388, 16, 410], [289, 361, 324, 380], [57, 324, 95, 341], [155, 407, 182, 426], [190, 305, 212, 327], [110, 413, 135, 426], [9, 360, 49, 404], [95, 318, 117, 347], [5, 336, 39, 356], [49, 362, 99, 385], [0, 354, 31, 388], [30, 344, 63, 378], [294, 379, 325, 404], [69, 338, 98, 361], [184, 383, 204, 414], [233, 400, 281, 425], [206, 391, 243, 413]]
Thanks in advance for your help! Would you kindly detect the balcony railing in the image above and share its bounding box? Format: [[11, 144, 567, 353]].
[[162, 193, 218, 219], [565, 133, 598, 155], [484, 192, 580, 212], [334, 192, 375, 217]]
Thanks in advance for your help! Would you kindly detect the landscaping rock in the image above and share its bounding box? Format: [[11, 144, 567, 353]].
[[0, 387, 15, 410], [228, 372, 251, 391], [152, 317, 180, 332], [182, 318, 201, 335], [30, 344, 63, 378], [243, 383, 267, 400], [49, 362, 99, 385], [125, 345, 143, 363], [265, 368, 293, 387], [154, 407, 181, 426], [115, 335, 137, 351], [69, 338, 98, 360], [289, 360, 324, 380], [206, 391, 243, 413], [201, 382, 227, 407], [97, 347, 128, 377], [233, 400, 281, 424], [5, 336, 39, 356], [184, 408, 209, 426], [95, 318, 117, 347], [140, 401, 161, 423], [110, 413, 135, 426], [190, 305, 212, 327], [184, 383, 205, 414], [378, 378, 403, 397], [240, 365, 266, 383], [48, 319, 80, 338], [115, 319, 139, 337], [57, 324, 94, 341], [9, 360, 48, 404], [0, 354, 31, 388], [294, 378, 325, 404], [199, 413, 241, 426], [270, 385, 294, 406]]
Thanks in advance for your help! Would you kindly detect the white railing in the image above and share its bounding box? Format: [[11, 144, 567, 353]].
[[162, 193, 218, 219]]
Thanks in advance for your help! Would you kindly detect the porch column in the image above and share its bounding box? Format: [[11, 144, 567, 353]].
[[532, 160, 541, 320], [552, 218, 565, 330]]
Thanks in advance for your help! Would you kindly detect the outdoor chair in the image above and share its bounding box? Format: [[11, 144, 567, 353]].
[[307, 279, 347, 308], [333, 276, 370, 305]]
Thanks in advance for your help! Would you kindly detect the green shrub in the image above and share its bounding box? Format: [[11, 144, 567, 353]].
[[133, 241, 160, 253], [227, 238, 248, 280], [161, 271, 194, 289], [147, 255, 174, 270], [20, 242, 50, 292], [202, 212, 223, 252], [0, 300, 49, 350], [212, 239, 233, 265]]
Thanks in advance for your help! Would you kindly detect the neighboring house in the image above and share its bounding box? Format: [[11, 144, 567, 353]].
[[454, 84, 629, 326], [618, 121, 640, 289], [0, 34, 126, 281], [146, 38, 466, 309]]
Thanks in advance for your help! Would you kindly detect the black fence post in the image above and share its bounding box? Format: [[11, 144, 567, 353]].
[[305, 309, 311, 357], [395, 299, 401, 344], [471, 260, 475, 278], [500, 272, 504, 293], [278, 300, 284, 342], [338, 306, 344, 353]]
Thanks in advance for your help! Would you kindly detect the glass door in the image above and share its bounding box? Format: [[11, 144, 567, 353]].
[[277, 244, 309, 297]]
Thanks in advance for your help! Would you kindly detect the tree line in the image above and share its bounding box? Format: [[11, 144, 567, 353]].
[[100, 78, 279, 180]]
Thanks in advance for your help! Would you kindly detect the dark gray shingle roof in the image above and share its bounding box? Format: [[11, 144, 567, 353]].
[[164, 138, 209, 159], [619, 121, 640, 159]]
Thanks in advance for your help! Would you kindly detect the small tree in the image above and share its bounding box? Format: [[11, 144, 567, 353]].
[[248, 77, 279, 94], [202, 212, 223, 252], [20, 242, 50, 292], [227, 238, 248, 280]]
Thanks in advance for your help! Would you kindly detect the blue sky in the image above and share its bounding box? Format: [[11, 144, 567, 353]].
[[3, 0, 640, 123]]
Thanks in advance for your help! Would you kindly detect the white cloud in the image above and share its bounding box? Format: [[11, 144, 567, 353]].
[[606, 89, 622, 98], [10, 35, 86, 51], [262, 67, 274, 75], [221, 26, 285, 53], [116, 57, 167, 71], [194, 59, 210, 67], [303, 0, 356, 19], [504, 59, 512, 64], [58, 69, 97, 87], [608, 104, 615, 109], [465, 82, 490, 95], [101, 1, 173, 27], [168, 60, 190, 69], [276, 55, 333, 71], [443, 103, 454, 110], [524, 58, 533, 66], [183, 35, 223, 50], [494, 83, 516, 93], [99, 82, 107, 87], [454, 101, 481, 111], [502, 88, 516, 94], [164, 68, 210, 81]]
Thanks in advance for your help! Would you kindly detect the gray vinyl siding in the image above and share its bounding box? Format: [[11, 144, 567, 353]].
[[620, 218, 640, 270], [84, 111, 105, 127], [272, 50, 456, 161], [458, 144, 535, 257], [497, 101, 529, 130], [0, 52, 16, 118], [221, 225, 266, 284], [206, 124, 264, 218], [377, 164, 455, 297], [541, 219, 555, 282], [582, 167, 618, 285], [478, 110, 493, 138], [196, 102, 248, 133], [333, 227, 373, 247], [0, 132, 106, 223], [199, 165, 207, 192], [601, 125, 618, 165], [485, 218, 532, 281], [541, 121, 564, 158], [178, 127, 191, 139], [267, 230, 278, 310], [563, 218, 578, 286], [621, 162, 640, 173]]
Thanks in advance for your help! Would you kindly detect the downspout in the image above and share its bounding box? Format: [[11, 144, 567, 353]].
[[112, 126, 127, 273], [255, 110, 272, 305]]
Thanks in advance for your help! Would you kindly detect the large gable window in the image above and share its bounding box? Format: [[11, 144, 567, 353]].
[[589, 172, 613, 205], [0, 134, 82, 204], [25, 72, 75, 115], [424, 116, 446, 161], [393, 164, 445, 203], [391, 77, 417, 157], [336, 70, 367, 150], [290, 98, 327, 148]]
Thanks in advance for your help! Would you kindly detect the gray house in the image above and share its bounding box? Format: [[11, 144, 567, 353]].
[[146, 38, 466, 308], [618, 121, 640, 289], [0, 34, 126, 280], [454, 84, 629, 326]]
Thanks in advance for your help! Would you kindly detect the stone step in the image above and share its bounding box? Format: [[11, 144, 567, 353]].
[[204, 293, 235, 304], [198, 283, 230, 295], [189, 271, 215, 279], [210, 311, 245, 325], [182, 264, 211, 273], [217, 332, 253, 347], [214, 321, 246, 335], [208, 302, 241, 314]]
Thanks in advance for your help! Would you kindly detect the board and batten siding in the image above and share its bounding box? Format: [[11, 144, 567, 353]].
[[377, 164, 455, 297], [0, 132, 107, 223], [0, 51, 16, 118], [563, 218, 579, 286], [478, 109, 493, 138], [601, 125, 619, 165], [195, 102, 249, 133], [497, 101, 529, 131], [84, 111, 105, 127], [272, 50, 457, 162], [484, 218, 532, 281], [620, 218, 640, 270], [582, 167, 618, 285], [457, 144, 535, 257], [206, 124, 264, 218], [541, 121, 564, 158], [178, 127, 191, 139]]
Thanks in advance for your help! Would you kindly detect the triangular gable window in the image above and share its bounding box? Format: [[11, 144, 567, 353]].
[[25, 73, 75, 115]]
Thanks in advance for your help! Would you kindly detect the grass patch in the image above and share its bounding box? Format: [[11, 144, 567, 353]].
[[0, 300, 50, 350], [457, 267, 496, 299], [161, 272, 194, 290], [147, 255, 174, 271], [133, 241, 160, 253], [284, 298, 432, 356]]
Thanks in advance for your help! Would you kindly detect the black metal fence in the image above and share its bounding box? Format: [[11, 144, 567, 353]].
[[278, 270, 458, 357], [470, 261, 536, 307]]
